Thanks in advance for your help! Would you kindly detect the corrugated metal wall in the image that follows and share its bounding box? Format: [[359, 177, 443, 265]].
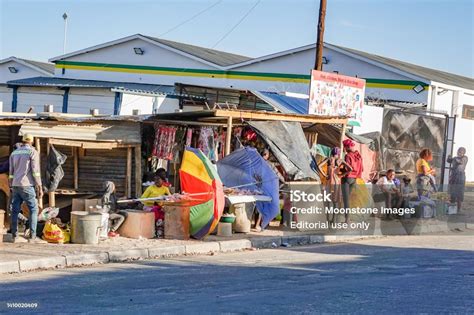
[[50, 145, 136, 197], [0, 126, 21, 147]]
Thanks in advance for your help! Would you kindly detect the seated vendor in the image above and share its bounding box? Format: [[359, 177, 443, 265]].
[[376, 169, 402, 217], [141, 176, 171, 238], [155, 168, 172, 188], [141, 176, 171, 209]]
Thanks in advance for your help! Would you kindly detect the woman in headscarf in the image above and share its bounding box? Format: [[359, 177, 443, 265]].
[[318, 147, 352, 213], [341, 139, 363, 222], [447, 147, 468, 211]]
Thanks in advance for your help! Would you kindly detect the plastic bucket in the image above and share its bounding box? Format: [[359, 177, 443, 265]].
[[70, 211, 102, 244], [99, 212, 110, 238]]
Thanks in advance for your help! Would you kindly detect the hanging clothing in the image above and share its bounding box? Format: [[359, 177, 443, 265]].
[[185, 128, 193, 147], [198, 127, 215, 160], [153, 125, 177, 160]]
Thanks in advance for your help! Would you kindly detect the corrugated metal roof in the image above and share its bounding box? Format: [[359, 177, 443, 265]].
[[18, 58, 55, 74], [7, 77, 208, 100], [7, 76, 176, 93], [142, 35, 252, 67], [330, 44, 474, 90], [20, 120, 141, 144]]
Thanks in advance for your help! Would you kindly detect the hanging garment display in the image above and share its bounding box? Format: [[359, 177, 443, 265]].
[[185, 128, 193, 147], [172, 127, 187, 163], [152, 125, 177, 160], [198, 127, 216, 160]]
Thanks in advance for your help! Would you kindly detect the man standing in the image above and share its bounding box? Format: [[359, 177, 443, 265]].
[[9, 134, 44, 243]]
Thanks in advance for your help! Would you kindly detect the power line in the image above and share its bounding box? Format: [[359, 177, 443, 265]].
[[212, 0, 261, 49], [158, 0, 223, 37]]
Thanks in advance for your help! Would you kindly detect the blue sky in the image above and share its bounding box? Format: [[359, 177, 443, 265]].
[[0, 0, 473, 77]]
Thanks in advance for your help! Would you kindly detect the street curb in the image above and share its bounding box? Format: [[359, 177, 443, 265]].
[[219, 239, 252, 252], [0, 261, 20, 273], [148, 245, 186, 258], [108, 248, 149, 262], [1, 222, 469, 275], [185, 242, 220, 255], [18, 256, 66, 272], [65, 252, 110, 267]]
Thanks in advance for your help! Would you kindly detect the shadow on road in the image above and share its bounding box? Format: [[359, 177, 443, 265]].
[[1, 242, 473, 313]]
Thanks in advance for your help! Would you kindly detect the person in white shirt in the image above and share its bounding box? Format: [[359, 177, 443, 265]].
[[376, 169, 402, 216]]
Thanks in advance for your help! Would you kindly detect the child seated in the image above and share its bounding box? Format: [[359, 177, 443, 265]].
[[141, 176, 171, 238], [101, 181, 128, 238]]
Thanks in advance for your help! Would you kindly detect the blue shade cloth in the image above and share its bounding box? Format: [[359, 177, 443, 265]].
[[254, 91, 309, 114], [217, 147, 279, 228]]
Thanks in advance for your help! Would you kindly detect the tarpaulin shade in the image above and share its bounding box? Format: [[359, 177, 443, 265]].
[[217, 147, 279, 228], [247, 121, 319, 181], [179, 147, 224, 239], [381, 110, 447, 182], [252, 91, 309, 114]]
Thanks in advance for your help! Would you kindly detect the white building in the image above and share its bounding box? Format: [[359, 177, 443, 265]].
[[0, 56, 54, 112], [3, 34, 473, 179]]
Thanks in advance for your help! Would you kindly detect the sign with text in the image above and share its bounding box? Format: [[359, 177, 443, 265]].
[[309, 70, 365, 125]]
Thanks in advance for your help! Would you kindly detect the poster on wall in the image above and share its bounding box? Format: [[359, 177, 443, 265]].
[[308, 70, 366, 125]]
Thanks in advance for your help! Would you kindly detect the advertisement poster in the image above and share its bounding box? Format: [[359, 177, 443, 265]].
[[309, 70, 366, 125]]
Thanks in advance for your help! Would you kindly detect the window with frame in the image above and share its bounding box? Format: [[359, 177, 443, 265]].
[[462, 105, 474, 120]]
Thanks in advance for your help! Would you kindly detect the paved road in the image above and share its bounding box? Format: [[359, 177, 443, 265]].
[[1, 234, 473, 314]]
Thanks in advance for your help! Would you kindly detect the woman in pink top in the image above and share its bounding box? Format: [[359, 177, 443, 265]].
[[341, 139, 363, 222]]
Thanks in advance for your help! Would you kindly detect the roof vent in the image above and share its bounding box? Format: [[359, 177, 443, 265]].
[[90, 109, 99, 116]]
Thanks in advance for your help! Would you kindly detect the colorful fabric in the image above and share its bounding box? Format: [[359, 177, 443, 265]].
[[180, 147, 224, 239], [153, 125, 177, 160], [198, 127, 215, 160], [185, 128, 193, 147], [343, 139, 356, 148]]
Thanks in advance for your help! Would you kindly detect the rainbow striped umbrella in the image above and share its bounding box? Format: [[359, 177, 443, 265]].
[[179, 147, 225, 239]]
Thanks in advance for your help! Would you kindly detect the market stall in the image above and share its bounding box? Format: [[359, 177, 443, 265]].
[[140, 109, 348, 237]]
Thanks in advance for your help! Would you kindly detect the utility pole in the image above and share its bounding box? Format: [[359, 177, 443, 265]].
[[63, 13, 68, 54], [314, 0, 327, 70]]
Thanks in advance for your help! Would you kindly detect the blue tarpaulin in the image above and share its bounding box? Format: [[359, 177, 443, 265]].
[[253, 91, 309, 114], [217, 147, 280, 228]]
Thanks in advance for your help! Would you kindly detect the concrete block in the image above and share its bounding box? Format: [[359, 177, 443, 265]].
[[148, 245, 186, 257], [282, 235, 311, 246], [19, 256, 66, 272], [0, 261, 20, 274], [321, 235, 337, 242], [310, 235, 325, 243], [250, 237, 281, 249], [219, 239, 252, 252], [185, 242, 220, 255], [108, 248, 149, 262], [65, 252, 109, 267]]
